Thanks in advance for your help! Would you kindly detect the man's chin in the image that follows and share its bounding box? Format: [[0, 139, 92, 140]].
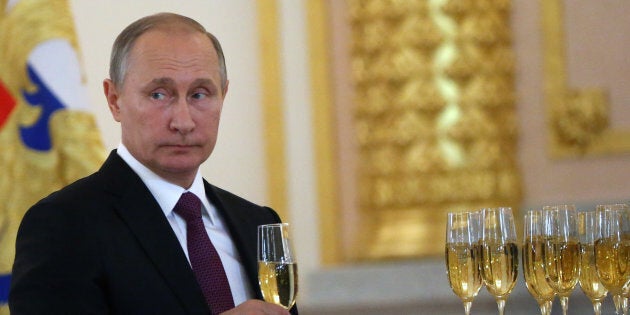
[[163, 160, 202, 171], [156, 156, 205, 172]]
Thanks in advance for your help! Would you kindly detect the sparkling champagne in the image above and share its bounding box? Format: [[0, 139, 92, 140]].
[[258, 261, 298, 309], [523, 237, 555, 304], [594, 237, 630, 295], [543, 238, 580, 295], [579, 243, 608, 302], [445, 243, 483, 302], [481, 241, 518, 299]]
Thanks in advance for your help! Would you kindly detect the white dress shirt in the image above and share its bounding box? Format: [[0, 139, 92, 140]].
[[116, 144, 254, 306]]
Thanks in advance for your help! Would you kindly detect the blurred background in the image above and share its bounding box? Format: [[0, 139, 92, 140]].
[[2, 0, 629, 314]]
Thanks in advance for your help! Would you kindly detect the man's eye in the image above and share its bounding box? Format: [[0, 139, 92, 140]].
[[191, 93, 207, 100], [150, 92, 166, 100]]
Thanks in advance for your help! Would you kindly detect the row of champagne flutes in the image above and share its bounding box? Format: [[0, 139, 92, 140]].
[[445, 204, 630, 315], [445, 207, 518, 315]]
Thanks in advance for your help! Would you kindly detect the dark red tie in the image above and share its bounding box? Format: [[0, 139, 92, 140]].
[[173, 192, 235, 314]]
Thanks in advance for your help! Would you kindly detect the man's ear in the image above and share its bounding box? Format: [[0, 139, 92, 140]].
[[103, 79, 121, 122], [222, 79, 229, 98]]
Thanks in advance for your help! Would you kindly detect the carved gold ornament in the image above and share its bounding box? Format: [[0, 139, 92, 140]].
[[349, 0, 521, 259]]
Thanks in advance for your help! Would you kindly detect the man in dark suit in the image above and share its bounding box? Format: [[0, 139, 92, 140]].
[[9, 12, 297, 315]]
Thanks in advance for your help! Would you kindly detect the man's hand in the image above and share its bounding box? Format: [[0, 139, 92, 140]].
[[220, 300, 291, 315]]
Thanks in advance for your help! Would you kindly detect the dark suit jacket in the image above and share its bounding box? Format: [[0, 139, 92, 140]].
[[9, 151, 298, 315]]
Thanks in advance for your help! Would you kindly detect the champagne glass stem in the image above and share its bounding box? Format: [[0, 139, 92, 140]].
[[496, 298, 505, 315], [560, 296, 569, 315], [622, 297, 629, 315], [463, 301, 472, 315], [539, 300, 552, 315], [592, 301, 602, 315], [615, 295, 624, 315]]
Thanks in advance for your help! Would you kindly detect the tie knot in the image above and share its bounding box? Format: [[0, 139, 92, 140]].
[[173, 192, 202, 222]]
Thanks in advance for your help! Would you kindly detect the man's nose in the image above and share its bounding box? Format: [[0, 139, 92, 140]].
[[169, 97, 195, 134]]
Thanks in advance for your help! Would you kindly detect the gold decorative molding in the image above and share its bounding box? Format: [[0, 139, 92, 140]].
[[257, 1, 342, 265], [306, 0, 342, 265], [542, 0, 630, 157], [256, 1, 289, 221]]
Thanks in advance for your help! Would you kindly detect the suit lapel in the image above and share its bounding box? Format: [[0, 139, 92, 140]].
[[204, 182, 264, 300], [100, 152, 209, 313]]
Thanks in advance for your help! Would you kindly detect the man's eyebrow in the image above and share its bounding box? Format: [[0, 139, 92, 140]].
[[149, 77, 175, 86], [191, 78, 215, 88], [143, 78, 216, 88]]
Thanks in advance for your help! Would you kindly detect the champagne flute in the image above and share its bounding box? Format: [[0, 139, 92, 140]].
[[623, 283, 630, 315], [541, 204, 580, 315], [445, 211, 484, 315], [595, 204, 630, 315], [481, 207, 519, 315], [523, 210, 556, 315], [257, 223, 298, 310], [578, 211, 608, 315]]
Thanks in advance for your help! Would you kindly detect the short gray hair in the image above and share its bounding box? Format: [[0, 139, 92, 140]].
[[109, 12, 227, 90]]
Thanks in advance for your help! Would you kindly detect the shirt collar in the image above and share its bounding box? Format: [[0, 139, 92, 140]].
[[116, 143, 216, 223]]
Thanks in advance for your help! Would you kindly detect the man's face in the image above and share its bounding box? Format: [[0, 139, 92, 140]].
[[104, 28, 227, 187]]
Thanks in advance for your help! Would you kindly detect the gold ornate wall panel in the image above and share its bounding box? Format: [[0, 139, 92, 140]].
[[257, 1, 290, 222], [542, 0, 630, 158], [349, 0, 521, 259]]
